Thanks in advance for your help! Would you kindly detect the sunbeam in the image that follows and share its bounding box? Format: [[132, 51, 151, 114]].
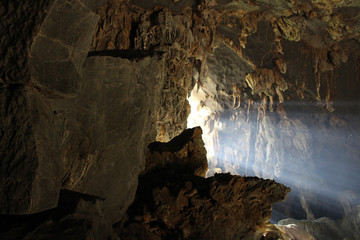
[[187, 83, 360, 225]]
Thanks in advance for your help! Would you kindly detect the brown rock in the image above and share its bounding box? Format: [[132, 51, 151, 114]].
[[116, 127, 290, 240], [145, 127, 208, 177], [118, 172, 290, 240]]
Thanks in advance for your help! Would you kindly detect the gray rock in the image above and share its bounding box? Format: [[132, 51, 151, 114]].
[[0, 0, 53, 84], [3, 0, 166, 220], [30, 0, 100, 93], [243, 20, 275, 70], [206, 42, 254, 109], [63, 55, 165, 223], [0, 86, 62, 214]]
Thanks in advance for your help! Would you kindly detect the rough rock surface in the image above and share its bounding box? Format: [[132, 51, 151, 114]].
[[1, 0, 166, 223], [60, 55, 165, 223], [0, 85, 62, 214], [90, 0, 218, 141], [30, 0, 100, 93], [0, 190, 119, 240], [145, 127, 208, 177], [1, 0, 360, 238], [116, 127, 290, 240], [0, 0, 53, 85]]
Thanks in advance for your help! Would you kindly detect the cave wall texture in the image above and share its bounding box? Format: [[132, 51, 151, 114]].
[[1, 0, 360, 239], [189, 0, 360, 224]]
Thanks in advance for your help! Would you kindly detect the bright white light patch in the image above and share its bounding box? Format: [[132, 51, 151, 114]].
[[187, 84, 214, 160], [187, 83, 225, 174]]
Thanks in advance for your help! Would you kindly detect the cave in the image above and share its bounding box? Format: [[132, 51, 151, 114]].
[[1, 0, 360, 239]]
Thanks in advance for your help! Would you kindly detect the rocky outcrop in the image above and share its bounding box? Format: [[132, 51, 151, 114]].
[[0, 127, 290, 240], [30, 0, 100, 93], [59, 55, 165, 223], [116, 127, 290, 240], [145, 127, 208, 177]]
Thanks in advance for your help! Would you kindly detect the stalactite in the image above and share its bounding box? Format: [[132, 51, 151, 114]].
[[325, 70, 335, 112], [232, 83, 242, 108], [247, 98, 253, 122]]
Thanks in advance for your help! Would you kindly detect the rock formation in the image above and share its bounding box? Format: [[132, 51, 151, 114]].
[[144, 127, 208, 177], [1, 0, 360, 239], [0, 127, 290, 239], [116, 127, 290, 240]]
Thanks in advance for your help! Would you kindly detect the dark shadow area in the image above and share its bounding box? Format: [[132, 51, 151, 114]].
[[87, 49, 165, 60], [0, 190, 103, 239]]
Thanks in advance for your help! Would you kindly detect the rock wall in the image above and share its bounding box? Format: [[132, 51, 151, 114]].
[[0, 0, 220, 226], [1, 0, 58, 214], [90, 0, 218, 141], [1, 0, 166, 224]]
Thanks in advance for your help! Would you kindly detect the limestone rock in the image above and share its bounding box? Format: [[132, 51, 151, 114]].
[[0, 0, 53, 84], [30, 0, 100, 93], [120, 174, 289, 240], [67, 55, 165, 223], [91, 0, 217, 140], [145, 127, 208, 177], [116, 128, 290, 240], [274, 223, 316, 239], [130, 0, 197, 13], [0, 86, 62, 214], [1, 0, 360, 239], [245, 68, 287, 97]]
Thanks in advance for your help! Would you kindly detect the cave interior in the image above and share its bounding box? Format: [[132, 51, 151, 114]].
[[1, 0, 360, 239]]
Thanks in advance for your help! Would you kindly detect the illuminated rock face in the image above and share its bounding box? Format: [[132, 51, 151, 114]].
[[184, 1, 360, 226], [188, 12, 360, 222]]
